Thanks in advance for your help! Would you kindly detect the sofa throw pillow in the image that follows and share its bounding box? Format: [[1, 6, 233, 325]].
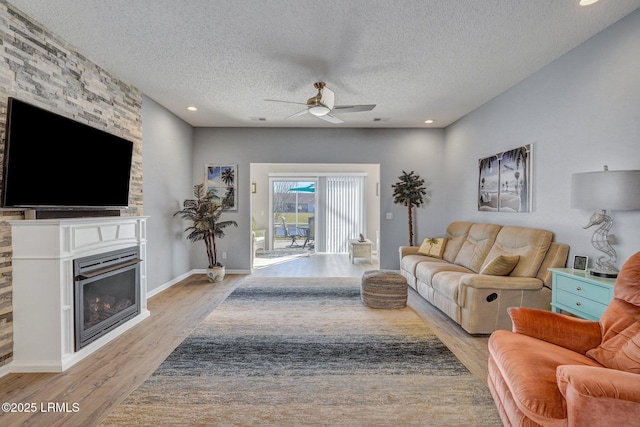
[[417, 237, 447, 259], [480, 255, 520, 276]]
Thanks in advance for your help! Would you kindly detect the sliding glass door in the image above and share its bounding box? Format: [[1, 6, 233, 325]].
[[271, 180, 316, 250], [269, 174, 366, 254]]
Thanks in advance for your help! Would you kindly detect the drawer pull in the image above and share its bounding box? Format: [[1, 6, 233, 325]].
[[576, 287, 582, 291], [576, 302, 582, 306]]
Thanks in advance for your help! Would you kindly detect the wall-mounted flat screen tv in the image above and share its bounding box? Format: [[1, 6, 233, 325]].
[[1, 97, 133, 209]]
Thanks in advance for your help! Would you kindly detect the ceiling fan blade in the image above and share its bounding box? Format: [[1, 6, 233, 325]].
[[318, 113, 343, 124], [284, 109, 309, 119], [321, 87, 335, 110], [264, 99, 308, 106], [333, 104, 376, 113]]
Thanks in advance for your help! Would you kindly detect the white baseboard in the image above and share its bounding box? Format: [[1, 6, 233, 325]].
[[147, 269, 250, 299], [192, 268, 251, 275], [226, 269, 251, 275], [146, 270, 196, 298], [0, 363, 10, 378]]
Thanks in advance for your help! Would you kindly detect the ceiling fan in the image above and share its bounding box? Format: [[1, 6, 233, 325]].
[[265, 82, 376, 124]]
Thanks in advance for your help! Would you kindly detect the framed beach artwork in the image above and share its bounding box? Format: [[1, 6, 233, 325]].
[[205, 164, 238, 211], [478, 144, 532, 213]]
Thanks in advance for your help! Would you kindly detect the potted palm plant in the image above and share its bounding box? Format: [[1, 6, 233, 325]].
[[392, 170, 428, 246], [174, 184, 237, 282]]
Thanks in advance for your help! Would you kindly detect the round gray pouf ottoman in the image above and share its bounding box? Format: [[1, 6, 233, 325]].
[[361, 270, 408, 309]]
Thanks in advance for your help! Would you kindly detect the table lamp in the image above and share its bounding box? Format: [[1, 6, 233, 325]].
[[571, 166, 640, 278]]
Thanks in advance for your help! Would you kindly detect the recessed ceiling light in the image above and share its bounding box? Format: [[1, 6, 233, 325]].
[[579, 0, 599, 6], [186, 106, 198, 111], [424, 119, 435, 124]]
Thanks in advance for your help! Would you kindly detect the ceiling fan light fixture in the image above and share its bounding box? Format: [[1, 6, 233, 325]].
[[309, 105, 330, 116], [265, 82, 374, 123]]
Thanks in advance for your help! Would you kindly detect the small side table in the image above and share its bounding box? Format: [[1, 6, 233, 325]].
[[549, 268, 616, 320], [349, 239, 373, 264]]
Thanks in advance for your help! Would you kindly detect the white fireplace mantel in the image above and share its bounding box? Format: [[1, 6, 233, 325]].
[[9, 216, 150, 372]]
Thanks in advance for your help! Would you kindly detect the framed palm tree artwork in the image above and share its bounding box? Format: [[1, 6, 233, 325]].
[[205, 164, 238, 211], [478, 144, 532, 213]]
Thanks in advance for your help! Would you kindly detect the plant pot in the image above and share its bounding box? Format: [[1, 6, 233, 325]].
[[206, 266, 225, 282]]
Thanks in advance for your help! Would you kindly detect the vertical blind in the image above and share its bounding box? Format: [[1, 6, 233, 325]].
[[322, 175, 366, 253]]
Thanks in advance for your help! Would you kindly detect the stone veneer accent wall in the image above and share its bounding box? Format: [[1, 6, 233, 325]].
[[0, 1, 144, 368]]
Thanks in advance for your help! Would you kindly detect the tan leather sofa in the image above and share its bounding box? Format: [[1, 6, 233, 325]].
[[488, 252, 640, 426], [399, 221, 569, 334]]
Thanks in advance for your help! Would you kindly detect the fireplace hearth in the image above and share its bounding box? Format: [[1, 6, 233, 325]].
[[74, 247, 141, 351]]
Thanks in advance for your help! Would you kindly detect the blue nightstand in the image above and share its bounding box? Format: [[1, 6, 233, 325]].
[[549, 268, 616, 321]]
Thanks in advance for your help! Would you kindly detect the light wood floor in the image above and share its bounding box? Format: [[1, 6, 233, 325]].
[[0, 253, 489, 426]]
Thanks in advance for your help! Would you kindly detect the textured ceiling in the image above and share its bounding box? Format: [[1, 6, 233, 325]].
[[7, 0, 640, 128]]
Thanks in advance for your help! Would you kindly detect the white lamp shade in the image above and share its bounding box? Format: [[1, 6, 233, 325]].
[[571, 170, 640, 211]]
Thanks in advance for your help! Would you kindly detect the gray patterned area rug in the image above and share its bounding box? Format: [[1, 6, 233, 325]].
[[101, 277, 500, 426]]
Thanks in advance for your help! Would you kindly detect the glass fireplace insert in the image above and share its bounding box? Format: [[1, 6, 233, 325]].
[[73, 246, 141, 351]]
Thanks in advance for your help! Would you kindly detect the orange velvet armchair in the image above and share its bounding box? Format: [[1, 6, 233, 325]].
[[488, 251, 640, 426]]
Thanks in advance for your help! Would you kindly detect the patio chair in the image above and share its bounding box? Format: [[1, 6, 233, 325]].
[[278, 216, 301, 248], [303, 216, 315, 249]]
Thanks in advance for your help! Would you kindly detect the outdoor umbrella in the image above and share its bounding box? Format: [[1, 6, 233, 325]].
[[288, 183, 315, 193]]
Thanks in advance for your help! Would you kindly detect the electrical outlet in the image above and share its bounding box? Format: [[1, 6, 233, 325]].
[[386, 212, 393, 219], [222, 251, 227, 259]]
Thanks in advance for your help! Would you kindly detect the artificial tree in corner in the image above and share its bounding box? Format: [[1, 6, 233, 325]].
[[174, 184, 237, 282], [392, 170, 428, 246]]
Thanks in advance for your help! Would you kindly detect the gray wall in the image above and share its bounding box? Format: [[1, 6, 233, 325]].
[[142, 96, 194, 294], [191, 128, 447, 271], [143, 9, 640, 283], [444, 9, 640, 269]]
